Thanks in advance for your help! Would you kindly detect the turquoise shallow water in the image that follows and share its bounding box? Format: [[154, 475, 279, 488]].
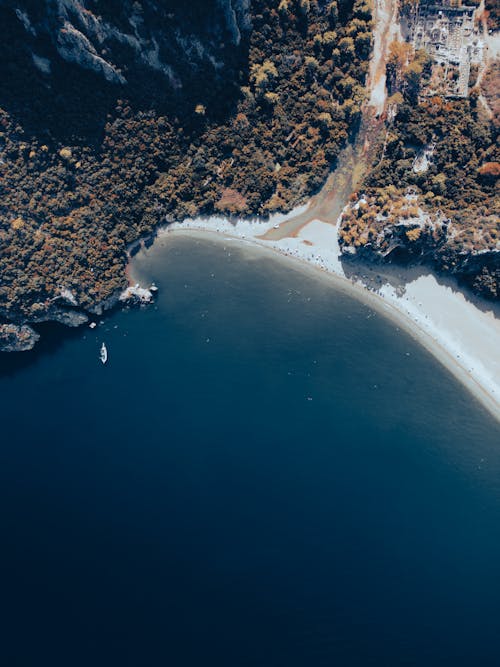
[[1, 235, 500, 666]]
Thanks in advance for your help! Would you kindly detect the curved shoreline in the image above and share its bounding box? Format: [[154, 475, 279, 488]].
[[127, 0, 500, 423], [131, 217, 500, 422]]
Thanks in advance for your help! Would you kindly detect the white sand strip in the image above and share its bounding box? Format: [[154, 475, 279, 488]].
[[153, 214, 500, 421], [377, 277, 500, 415]]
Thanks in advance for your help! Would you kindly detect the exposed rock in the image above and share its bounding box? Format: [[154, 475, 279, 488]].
[[58, 287, 78, 306], [0, 323, 40, 352], [412, 143, 435, 174], [31, 52, 51, 73], [339, 193, 500, 299], [56, 20, 126, 84], [30, 308, 88, 327], [87, 289, 124, 316], [51, 309, 88, 327], [119, 283, 153, 304], [442, 249, 500, 300], [219, 0, 251, 46], [4, 0, 251, 91]]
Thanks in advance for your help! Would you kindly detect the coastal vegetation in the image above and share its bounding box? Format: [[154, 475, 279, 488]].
[[485, 0, 500, 31], [0, 0, 372, 328], [1, 0, 499, 353], [339, 20, 500, 299]]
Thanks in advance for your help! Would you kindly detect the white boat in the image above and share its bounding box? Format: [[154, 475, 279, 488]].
[[100, 342, 108, 364]]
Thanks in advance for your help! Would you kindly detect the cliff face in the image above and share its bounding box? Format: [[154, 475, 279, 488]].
[[339, 193, 500, 299], [0, 0, 375, 351], [1, 0, 251, 88], [0, 0, 497, 356], [0, 0, 255, 350]]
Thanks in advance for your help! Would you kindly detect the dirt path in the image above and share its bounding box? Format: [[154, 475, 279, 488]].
[[368, 0, 402, 114], [260, 0, 400, 242]]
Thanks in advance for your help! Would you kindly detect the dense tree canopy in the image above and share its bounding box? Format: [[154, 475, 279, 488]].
[[0, 0, 372, 323]]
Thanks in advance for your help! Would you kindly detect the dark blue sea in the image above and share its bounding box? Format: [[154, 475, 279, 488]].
[[1, 235, 500, 666]]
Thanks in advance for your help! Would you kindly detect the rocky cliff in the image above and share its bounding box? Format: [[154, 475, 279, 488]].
[[339, 190, 500, 299], [1, 0, 251, 87], [0, 0, 386, 351], [0, 0, 255, 350]]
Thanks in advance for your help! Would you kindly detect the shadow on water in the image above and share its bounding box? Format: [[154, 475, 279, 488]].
[[0, 322, 83, 379], [0, 323, 72, 375]]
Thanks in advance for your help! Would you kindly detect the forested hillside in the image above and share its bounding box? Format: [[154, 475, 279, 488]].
[[0, 0, 371, 332], [339, 19, 500, 299]]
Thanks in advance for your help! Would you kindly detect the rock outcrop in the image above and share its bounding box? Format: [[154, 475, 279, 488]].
[[0, 0, 252, 351], [1, 0, 251, 90], [339, 193, 500, 299], [0, 323, 40, 352]]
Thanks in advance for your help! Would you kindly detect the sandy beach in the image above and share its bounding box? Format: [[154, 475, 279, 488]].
[[154, 212, 500, 421], [131, 0, 500, 421]]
